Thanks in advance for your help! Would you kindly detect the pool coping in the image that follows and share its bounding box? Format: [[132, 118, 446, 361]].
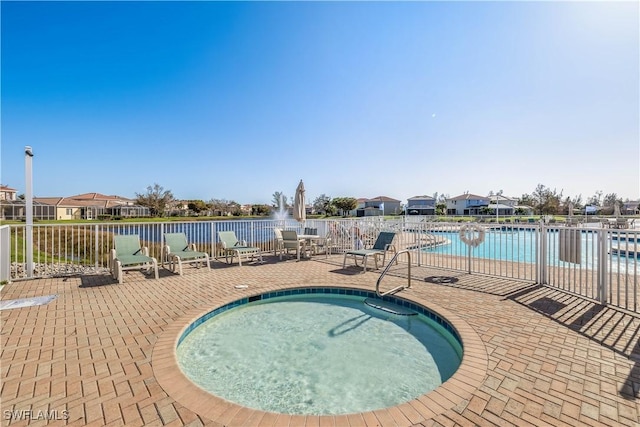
[[152, 284, 489, 426]]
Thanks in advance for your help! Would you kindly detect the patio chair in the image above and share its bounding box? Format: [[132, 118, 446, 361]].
[[162, 233, 210, 276], [110, 235, 159, 284], [273, 228, 284, 257], [342, 231, 397, 273], [218, 231, 263, 266], [615, 218, 629, 229], [281, 230, 308, 261]]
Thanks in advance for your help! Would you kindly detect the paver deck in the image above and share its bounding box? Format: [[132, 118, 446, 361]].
[[1, 254, 638, 426]]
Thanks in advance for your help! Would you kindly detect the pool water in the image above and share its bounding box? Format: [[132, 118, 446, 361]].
[[427, 230, 539, 263], [425, 229, 638, 270], [176, 295, 462, 415]]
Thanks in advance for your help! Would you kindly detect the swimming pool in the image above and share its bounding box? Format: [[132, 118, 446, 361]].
[[175, 288, 462, 415], [424, 229, 638, 269]]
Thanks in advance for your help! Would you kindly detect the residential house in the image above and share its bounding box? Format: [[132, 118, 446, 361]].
[[488, 195, 517, 207], [446, 193, 490, 216], [0, 184, 57, 220], [406, 195, 436, 215], [34, 193, 149, 220], [0, 185, 18, 201], [513, 204, 534, 215], [487, 195, 516, 216], [356, 196, 402, 217], [623, 200, 639, 215], [1, 200, 56, 220], [349, 198, 368, 216]]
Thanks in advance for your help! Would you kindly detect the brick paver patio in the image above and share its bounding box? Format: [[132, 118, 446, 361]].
[[1, 254, 638, 426]]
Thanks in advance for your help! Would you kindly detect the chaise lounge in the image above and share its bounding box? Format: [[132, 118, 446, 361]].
[[110, 235, 159, 284], [162, 232, 210, 276], [342, 231, 397, 273], [218, 231, 263, 266]]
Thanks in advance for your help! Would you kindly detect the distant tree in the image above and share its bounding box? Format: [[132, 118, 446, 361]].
[[603, 193, 621, 207], [559, 195, 583, 215], [251, 204, 271, 216], [188, 200, 208, 214], [332, 197, 357, 216], [586, 191, 603, 207], [227, 201, 242, 216], [602, 193, 622, 215], [208, 199, 242, 216], [571, 195, 583, 210], [518, 193, 536, 208], [208, 199, 227, 216], [530, 184, 562, 214], [435, 202, 447, 215], [313, 194, 332, 215], [135, 183, 174, 217], [272, 191, 288, 209]]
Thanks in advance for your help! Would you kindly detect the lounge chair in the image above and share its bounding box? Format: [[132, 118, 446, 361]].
[[162, 233, 210, 276], [218, 231, 263, 266], [281, 230, 308, 261], [110, 235, 159, 284], [342, 231, 397, 273]]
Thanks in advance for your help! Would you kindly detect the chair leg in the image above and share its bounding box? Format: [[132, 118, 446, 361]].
[[117, 261, 124, 284], [152, 258, 159, 280], [176, 257, 183, 276]]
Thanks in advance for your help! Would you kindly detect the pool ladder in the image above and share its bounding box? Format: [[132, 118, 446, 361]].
[[376, 250, 411, 297]]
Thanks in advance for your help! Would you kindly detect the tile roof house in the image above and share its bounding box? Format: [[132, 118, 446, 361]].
[[34, 193, 149, 220], [0, 185, 18, 201], [356, 196, 402, 216], [1, 184, 59, 220], [406, 195, 436, 215], [446, 193, 490, 216], [623, 200, 639, 215]]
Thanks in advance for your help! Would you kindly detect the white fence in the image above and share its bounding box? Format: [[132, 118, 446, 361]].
[[2, 218, 639, 313]]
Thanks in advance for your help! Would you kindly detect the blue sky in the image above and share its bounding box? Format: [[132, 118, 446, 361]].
[[2, 1, 638, 205]]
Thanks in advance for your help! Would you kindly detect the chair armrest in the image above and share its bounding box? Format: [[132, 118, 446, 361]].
[[241, 239, 247, 246], [189, 243, 197, 251], [142, 246, 149, 256]]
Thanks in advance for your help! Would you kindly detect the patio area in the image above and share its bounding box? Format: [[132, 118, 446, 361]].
[[1, 254, 638, 426]]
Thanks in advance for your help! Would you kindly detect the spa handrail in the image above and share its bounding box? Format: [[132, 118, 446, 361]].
[[376, 249, 411, 297]]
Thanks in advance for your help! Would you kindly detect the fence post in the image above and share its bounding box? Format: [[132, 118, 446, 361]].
[[211, 222, 216, 258], [94, 224, 100, 270], [597, 229, 608, 304], [0, 226, 11, 283], [537, 222, 547, 285]]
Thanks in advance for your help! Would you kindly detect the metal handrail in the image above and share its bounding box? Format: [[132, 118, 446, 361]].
[[376, 249, 411, 297]]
